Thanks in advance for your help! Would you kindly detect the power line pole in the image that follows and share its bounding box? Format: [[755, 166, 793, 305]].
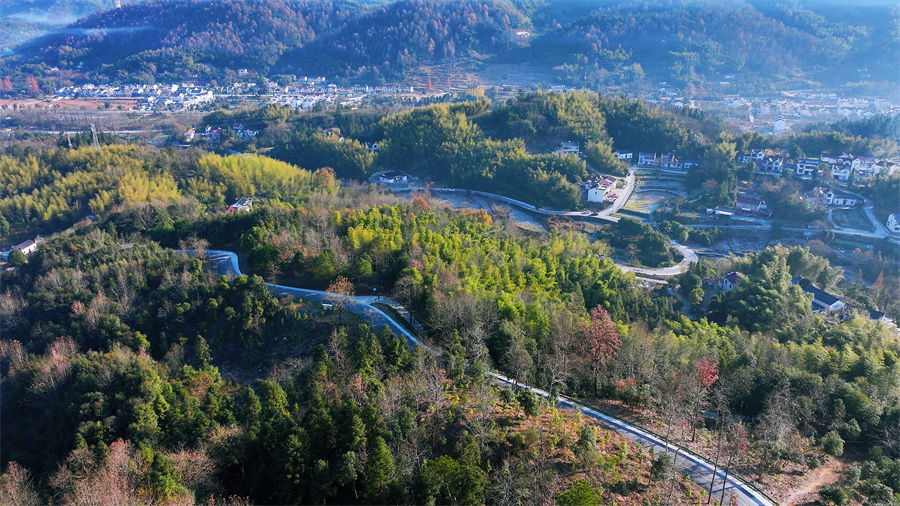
[[90, 124, 100, 153]]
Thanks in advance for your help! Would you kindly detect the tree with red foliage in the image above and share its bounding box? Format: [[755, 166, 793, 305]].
[[691, 357, 719, 441], [576, 305, 620, 396], [25, 76, 40, 95]]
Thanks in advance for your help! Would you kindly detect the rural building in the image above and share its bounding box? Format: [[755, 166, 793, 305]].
[[377, 170, 412, 183], [1, 238, 39, 260], [792, 276, 845, 314], [227, 198, 253, 213], [734, 194, 768, 216], [720, 271, 739, 292], [823, 189, 858, 206], [887, 214, 900, 234], [555, 141, 580, 157]]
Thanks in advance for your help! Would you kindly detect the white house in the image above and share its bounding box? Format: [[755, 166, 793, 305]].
[[614, 150, 633, 161], [227, 198, 253, 213], [377, 170, 412, 183], [824, 189, 857, 206], [555, 141, 580, 157], [735, 194, 768, 215], [773, 116, 786, 132], [720, 271, 739, 292], [1, 238, 39, 260], [796, 158, 820, 178], [756, 156, 784, 174], [831, 165, 852, 182], [638, 152, 657, 166], [738, 148, 766, 165], [587, 186, 609, 203], [585, 177, 616, 203], [887, 214, 900, 234]]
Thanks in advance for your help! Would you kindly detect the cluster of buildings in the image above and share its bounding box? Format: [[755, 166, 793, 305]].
[[49, 75, 420, 112], [182, 123, 258, 144], [716, 91, 899, 133], [634, 152, 699, 171], [579, 176, 619, 203], [737, 148, 899, 184], [718, 271, 890, 323], [804, 187, 859, 208], [53, 82, 217, 111], [264, 82, 415, 111]]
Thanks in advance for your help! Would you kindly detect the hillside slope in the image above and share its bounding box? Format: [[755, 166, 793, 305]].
[[2, 0, 896, 90]]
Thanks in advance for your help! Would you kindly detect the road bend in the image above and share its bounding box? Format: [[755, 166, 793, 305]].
[[191, 249, 775, 506]]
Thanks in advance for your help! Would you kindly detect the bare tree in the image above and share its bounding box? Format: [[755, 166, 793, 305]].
[[0, 462, 41, 506], [540, 308, 578, 401], [178, 235, 209, 258], [502, 324, 532, 390], [755, 383, 800, 479]]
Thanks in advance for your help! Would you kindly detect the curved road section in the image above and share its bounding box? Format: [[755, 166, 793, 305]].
[[193, 249, 774, 506]]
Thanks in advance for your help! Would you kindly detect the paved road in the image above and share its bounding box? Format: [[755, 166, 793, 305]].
[[417, 184, 701, 277], [616, 241, 699, 277], [195, 249, 774, 506], [598, 168, 637, 218], [839, 189, 890, 238]]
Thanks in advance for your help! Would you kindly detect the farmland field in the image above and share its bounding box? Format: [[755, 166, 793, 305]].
[[832, 208, 871, 230], [623, 190, 676, 214]]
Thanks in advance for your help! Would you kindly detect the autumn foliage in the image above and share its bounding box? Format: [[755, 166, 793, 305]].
[[576, 305, 620, 396]]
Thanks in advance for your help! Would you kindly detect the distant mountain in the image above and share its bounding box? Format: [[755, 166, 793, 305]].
[[0, 0, 129, 25], [524, 0, 898, 90], [278, 0, 529, 79], [0, 0, 152, 48], [2, 0, 896, 92], [10, 0, 362, 81]]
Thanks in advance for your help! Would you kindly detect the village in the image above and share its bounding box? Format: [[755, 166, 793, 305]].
[[650, 83, 900, 134], [44, 75, 420, 112]]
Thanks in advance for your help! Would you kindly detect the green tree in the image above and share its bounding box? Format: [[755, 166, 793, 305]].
[[363, 436, 395, 502], [557, 479, 603, 505], [6, 249, 26, 267]]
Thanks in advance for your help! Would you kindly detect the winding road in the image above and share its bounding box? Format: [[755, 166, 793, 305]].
[[416, 172, 701, 278], [194, 249, 775, 506]]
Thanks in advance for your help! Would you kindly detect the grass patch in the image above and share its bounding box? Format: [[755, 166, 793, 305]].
[[624, 190, 675, 214], [832, 208, 871, 230]]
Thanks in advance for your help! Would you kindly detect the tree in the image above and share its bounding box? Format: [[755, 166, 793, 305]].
[[516, 388, 539, 417], [690, 357, 718, 441], [0, 462, 41, 506], [557, 479, 603, 505], [717, 423, 749, 506], [6, 249, 26, 267], [821, 430, 844, 457], [327, 275, 355, 321], [574, 424, 597, 470], [363, 436, 395, 502], [576, 305, 620, 396], [650, 453, 673, 482]]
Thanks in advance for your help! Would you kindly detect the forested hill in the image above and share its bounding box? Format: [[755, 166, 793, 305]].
[[2, 0, 897, 89], [278, 0, 528, 79], [0, 0, 145, 25], [9, 0, 364, 82]]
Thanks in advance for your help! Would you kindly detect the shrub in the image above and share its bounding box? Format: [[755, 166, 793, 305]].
[[818, 486, 849, 505], [822, 430, 844, 457], [650, 454, 673, 482]]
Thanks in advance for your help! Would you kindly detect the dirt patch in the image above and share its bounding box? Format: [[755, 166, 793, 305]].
[[781, 457, 844, 505]]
